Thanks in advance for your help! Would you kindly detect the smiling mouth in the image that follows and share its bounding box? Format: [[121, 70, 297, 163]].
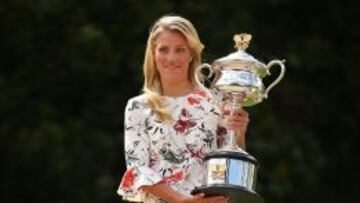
[[164, 66, 182, 71]]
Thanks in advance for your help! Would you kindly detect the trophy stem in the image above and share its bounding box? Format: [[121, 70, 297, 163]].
[[228, 130, 237, 148]]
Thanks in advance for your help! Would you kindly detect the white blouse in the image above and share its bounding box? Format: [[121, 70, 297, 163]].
[[117, 88, 227, 203]]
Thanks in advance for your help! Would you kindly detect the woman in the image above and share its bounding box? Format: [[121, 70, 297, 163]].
[[117, 15, 249, 203]]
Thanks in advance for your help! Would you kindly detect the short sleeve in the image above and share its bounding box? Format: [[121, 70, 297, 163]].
[[117, 97, 163, 202]]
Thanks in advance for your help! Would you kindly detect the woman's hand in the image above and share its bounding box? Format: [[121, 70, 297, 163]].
[[177, 193, 229, 203], [226, 108, 249, 134], [224, 107, 249, 148]]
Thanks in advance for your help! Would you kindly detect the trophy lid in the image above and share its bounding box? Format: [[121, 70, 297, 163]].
[[215, 34, 267, 76]]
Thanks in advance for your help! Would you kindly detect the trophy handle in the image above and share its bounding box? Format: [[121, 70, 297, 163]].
[[264, 59, 286, 98], [195, 63, 215, 90]]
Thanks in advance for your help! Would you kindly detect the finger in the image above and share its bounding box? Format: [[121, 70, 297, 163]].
[[228, 124, 247, 130], [228, 112, 249, 119], [227, 118, 249, 126], [227, 117, 249, 123], [231, 108, 248, 115], [233, 121, 248, 127], [193, 193, 205, 200], [227, 120, 247, 126], [205, 195, 229, 203], [227, 124, 248, 133]]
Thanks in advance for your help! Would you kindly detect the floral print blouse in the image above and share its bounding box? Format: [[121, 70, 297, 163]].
[[117, 88, 227, 203]]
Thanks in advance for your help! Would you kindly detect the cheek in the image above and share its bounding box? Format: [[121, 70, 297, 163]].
[[179, 54, 192, 65], [154, 53, 165, 66]]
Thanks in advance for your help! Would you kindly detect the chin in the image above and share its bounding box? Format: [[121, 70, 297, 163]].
[[163, 75, 187, 83]]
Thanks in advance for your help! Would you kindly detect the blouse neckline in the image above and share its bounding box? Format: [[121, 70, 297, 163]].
[[162, 87, 204, 100], [163, 92, 193, 100]]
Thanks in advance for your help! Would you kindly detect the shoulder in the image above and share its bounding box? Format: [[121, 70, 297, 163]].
[[125, 94, 149, 111], [192, 87, 217, 105], [193, 87, 210, 97], [128, 94, 148, 104], [192, 87, 221, 115]]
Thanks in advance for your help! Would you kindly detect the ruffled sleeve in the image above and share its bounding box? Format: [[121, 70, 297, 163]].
[[117, 97, 163, 202]]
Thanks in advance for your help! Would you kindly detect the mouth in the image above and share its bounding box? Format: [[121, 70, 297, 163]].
[[163, 66, 182, 72]]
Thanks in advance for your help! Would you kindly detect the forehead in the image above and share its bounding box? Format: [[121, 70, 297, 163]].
[[154, 29, 189, 46]]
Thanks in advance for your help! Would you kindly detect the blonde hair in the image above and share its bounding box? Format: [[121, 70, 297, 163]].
[[142, 15, 204, 122]]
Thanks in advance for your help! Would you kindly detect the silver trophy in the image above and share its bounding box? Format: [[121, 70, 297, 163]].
[[192, 33, 285, 203]]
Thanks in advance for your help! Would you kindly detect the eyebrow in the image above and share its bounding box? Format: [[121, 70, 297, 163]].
[[155, 44, 188, 48]]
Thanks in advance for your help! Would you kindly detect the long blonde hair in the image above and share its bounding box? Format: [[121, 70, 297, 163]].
[[142, 15, 204, 122]]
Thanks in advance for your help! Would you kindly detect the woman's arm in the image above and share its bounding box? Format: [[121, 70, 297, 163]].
[[142, 181, 229, 203], [141, 181, 184, 203], [118, 98, 163, 200]]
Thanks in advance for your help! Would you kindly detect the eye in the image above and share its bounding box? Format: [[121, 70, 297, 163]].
[[176, 47, 187, 53], [157, 46, 168, 53]]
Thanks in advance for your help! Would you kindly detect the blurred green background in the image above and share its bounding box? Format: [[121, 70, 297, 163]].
[[1, 0, 359, 202]]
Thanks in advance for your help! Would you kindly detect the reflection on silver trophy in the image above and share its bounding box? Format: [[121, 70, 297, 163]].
[[192, 33, 285, 203]]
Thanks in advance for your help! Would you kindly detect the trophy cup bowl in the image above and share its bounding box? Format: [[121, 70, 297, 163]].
[[191, 33, 285, 203]]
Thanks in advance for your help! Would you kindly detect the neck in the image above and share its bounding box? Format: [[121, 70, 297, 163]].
[[161, 79, 194, 97]]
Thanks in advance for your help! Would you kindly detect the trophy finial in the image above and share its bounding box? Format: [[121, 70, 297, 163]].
[[234, 33, 252, 51]]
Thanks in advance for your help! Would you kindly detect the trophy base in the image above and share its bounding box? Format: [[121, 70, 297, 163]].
[[191, 184, 264, 203]]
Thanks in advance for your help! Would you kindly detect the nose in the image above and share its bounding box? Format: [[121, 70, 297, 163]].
[[167, 52, 178, 64]]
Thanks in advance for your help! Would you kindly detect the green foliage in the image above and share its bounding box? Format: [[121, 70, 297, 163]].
[[1, 0, 359, 202]]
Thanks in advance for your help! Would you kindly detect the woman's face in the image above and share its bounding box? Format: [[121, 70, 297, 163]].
[[153, 29, 193, 85]]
